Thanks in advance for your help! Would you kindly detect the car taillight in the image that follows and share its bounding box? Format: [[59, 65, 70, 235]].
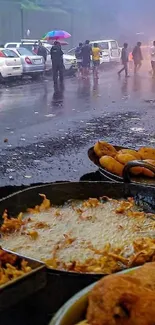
[[0, 51, 5, 57], [25, 57, 32, 64]]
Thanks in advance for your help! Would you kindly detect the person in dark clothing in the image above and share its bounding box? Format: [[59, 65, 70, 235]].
[[118, 43, 129, 77], [81, 40, 92, 78], [75, 42, 83, 77], [37, 41, 47, 63], [50, 41, 64, 86], [132, 42, 143, 74]]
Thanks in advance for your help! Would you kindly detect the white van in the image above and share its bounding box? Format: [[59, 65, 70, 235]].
[[90, 39, 121, 63]]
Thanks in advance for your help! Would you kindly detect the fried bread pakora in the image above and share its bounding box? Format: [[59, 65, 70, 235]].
[[87, 263, 155, 325], [116, 153, 137, 165], [138, 147, 155, 160], [99, 156, 124, 177], [117, 149, 142, 160], [115, 153, 143, 175], [142, 159, 155, 178], [94, 141, 117, 158]]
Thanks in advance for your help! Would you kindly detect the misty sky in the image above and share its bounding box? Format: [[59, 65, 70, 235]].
[[119, 0, 155, 37]]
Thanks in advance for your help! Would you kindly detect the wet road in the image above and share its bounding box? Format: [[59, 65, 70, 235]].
[[0, 62, 155, 186]]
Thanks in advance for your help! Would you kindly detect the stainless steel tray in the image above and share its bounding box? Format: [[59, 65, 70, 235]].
[[0, 249, 47, 311]]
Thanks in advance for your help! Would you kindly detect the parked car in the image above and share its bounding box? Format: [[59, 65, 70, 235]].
[[0, 48, 22, 81], [5, 41, 51, 72], [68, 39, 121, 64], [90, 39, 121, 63], [10, 48, 45, 79], [5, 41, 77, 74]]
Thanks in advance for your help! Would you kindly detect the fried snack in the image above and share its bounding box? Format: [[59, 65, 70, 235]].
[[138, 147, 155, 160], [99, 156, 124, 177], [128, 262, 155, 291], [0, 248, 32, 286], [116, 153, 137, 165], [1, 210, 25, 233], [94, 141, 117, 158], [87, 263, 155, 325], [141, 159, 155, 178], [115, 153, 143, 176], [117, 149, 142, 160], [27, 194, 50, 214]]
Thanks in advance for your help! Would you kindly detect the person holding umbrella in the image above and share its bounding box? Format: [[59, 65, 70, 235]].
[[42, 30, 71, 87], [50, 41, 64, 87]]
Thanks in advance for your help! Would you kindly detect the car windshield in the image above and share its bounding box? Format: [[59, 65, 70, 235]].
[[2, 49, 18, 58], [17, 48, 34, 56], [68, 48, 75, 55], [99, 42, 109, 50]]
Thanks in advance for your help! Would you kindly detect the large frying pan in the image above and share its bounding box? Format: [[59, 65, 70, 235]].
[[88, 146, 155, 185], [0, 181, 155, 316]]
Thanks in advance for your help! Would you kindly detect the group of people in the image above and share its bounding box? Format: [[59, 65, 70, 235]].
[[75, 40, 101, 79], [118, 41, 155, 78], [118, 42, 143, 77]]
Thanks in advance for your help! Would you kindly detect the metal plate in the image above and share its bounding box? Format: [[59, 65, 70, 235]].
[[0, 250, 46, 311], [88, 146, 155, 185]]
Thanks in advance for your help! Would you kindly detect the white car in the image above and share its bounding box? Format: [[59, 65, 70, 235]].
[[10, 48, 45, 78], [90, 40, 121, 63], [5, 41, 77, 74], [68, 39, 121, 64], [0, 48, 22, 81]]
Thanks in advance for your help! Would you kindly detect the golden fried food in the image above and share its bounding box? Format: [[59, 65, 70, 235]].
[[115, 153, 143, 175], [0, 248, 32, 286], [99, 156, 124, 176], [128, 262, 155, 291], [117, 149, 142, 160], [1, 210, 25, 233], [94, 141, 117, 158], [141, 159, 155, 178], [115, 153, 137, 165], [138, 147, 155, 160], [87, 263, 155, 325]]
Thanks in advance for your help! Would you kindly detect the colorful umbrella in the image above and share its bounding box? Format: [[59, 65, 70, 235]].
[[42, 30, 71, 41], [48, 40, 69, 46]]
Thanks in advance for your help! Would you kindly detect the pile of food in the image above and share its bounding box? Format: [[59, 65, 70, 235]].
[[0, 247, 32, 286], [94, 141, 155, 177], [78, 262, 155, 325], [1, 194, 155, 274]]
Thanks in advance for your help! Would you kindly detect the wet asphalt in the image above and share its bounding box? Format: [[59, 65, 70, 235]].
[[0, 62, 155, 186]]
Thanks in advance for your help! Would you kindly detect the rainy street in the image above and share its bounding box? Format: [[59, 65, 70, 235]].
[[0, 62, 155, 186]]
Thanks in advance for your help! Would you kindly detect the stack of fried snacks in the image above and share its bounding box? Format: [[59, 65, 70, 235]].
[[94, 141, 155, 177]]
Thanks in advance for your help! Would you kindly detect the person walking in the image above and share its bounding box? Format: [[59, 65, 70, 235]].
[[118, 43, 129, 77], [92, 43, 101, 79], [150, 41, 155, 77], [75, 42, 83, 78], [50, 41, 64, 87], [37, 41, 47, 63], [132, 42, 143, 74], [81, 40, 92, 79]]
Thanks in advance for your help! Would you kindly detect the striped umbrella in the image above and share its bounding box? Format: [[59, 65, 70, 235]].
[[42, 30, 71, 41]]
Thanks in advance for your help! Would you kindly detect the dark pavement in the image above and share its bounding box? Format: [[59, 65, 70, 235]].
[[0, 62, 155, 186]]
